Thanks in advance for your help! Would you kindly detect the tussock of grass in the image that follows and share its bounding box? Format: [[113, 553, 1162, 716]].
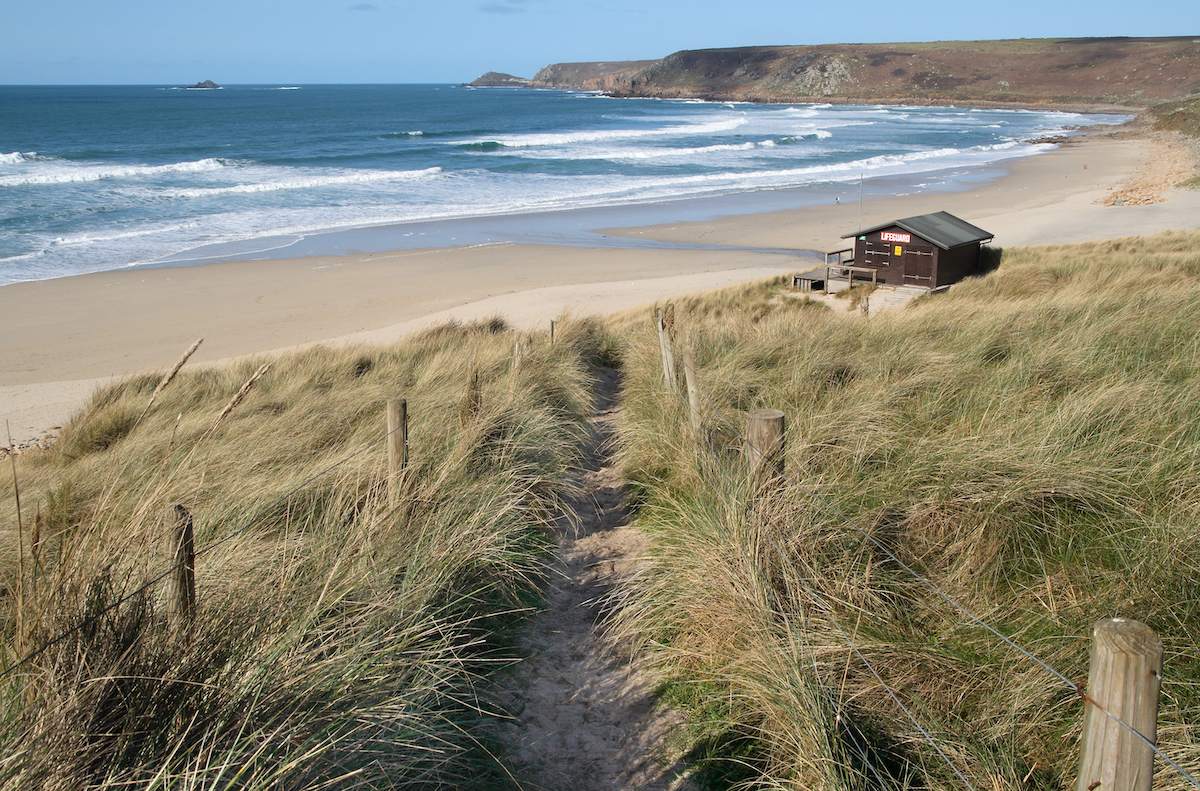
[[0, 316, 604, 788], [610, 232, 1200, 789]]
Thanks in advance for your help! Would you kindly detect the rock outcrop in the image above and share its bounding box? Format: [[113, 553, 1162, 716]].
[[185, 80, 221, 90]]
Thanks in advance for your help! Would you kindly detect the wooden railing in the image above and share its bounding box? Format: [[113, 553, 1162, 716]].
[[824, 247, 854, 267]]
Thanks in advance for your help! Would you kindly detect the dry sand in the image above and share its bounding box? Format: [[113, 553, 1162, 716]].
[[3, 131, 1199, 446], [493, 366, 695, 789]]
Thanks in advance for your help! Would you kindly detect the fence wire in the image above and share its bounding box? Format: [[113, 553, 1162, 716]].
[[825, 611, 974, 789], [0, 418, 404, 683], [848, 525, 1200, 789]]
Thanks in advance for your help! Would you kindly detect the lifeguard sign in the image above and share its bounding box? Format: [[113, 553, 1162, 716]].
[[880, 231, 911, 244]]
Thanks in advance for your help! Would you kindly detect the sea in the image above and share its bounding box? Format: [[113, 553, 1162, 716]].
[[0, 84, 1129, 284]]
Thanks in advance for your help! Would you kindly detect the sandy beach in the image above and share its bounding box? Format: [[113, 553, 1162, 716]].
[[3, 130, 1199, 446], [613, 134, 1200, 250]]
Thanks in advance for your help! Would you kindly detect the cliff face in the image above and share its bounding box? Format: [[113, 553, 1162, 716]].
[[528, 38, 1200, 109], [531, 60, 658, 91]]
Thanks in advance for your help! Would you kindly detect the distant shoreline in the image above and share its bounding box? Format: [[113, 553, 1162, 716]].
[[470, 83, 1145, 115], [5, 86, 1118, 288]]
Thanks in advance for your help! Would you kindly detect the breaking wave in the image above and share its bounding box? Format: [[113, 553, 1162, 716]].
[[163, 166, 443, 198], [460, 115, 749, 148], [0, 157, 232, 187], [0, 151, 42, 165]]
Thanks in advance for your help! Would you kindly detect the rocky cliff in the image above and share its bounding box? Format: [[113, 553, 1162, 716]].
[[524, 37, 1200, 109], [531, 60, 658, 92]]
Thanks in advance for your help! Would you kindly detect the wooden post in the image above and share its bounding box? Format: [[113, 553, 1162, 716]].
[[165, 504, 196, 631], [1076, 618, 1163, 791], [512, 337, 525, 371], [682, 346, 702, 435], [549, 320, 556, 345], [386, 398, 409, 478], [655, 307, 678, 393], [745, 409, 786, 478]]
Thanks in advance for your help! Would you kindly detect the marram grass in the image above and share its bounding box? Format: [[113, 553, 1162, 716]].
[[610, 231, 1200, 790], [0, 316, 605, 789]]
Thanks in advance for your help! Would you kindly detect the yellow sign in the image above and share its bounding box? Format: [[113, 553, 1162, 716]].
[[894, 245, 903, 256]]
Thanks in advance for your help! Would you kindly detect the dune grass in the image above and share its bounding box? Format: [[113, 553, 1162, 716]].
[[609, 232, 1200, 789], [0, 316, 606, 789]]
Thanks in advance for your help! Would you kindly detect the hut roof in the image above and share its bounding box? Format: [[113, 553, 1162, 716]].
[[843, 211, 994, 250]]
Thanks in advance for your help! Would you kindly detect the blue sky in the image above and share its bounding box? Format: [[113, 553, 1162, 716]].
[[3, 0, 1197, 84]]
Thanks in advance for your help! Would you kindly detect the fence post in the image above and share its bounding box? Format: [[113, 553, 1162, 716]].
[[549, 320, 556, 345], [512, 337, 525, 371], [386, 398, 409, 477], [682, 346, 702, 435], [165, 504, 196, 632], [1075, 618, 1162, 791], [745, 409, 785, 478], [655, 306, 678, 393]]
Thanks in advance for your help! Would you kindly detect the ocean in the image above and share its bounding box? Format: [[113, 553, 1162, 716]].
[[0, 84, 1127, 284]]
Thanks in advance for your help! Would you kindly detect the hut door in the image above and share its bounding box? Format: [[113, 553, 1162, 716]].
[[902, 245, 935, 285]]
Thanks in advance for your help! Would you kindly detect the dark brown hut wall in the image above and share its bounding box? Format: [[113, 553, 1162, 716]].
[[937, 242, 983, 285], [854, 227, 937, 286]]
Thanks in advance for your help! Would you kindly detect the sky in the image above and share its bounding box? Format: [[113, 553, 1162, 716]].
[[2, 0, 1197, 84]]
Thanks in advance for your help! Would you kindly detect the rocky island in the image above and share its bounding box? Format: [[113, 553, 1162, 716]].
[[185, 79, 221, 90], [467, 72, 531, 88]]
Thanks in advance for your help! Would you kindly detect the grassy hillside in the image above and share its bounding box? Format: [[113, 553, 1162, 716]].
[[1152, 95, 1200, 137], [0, 318, 605, 788], [530, 37, 1200, 109], [609, 232, 1200, 788]]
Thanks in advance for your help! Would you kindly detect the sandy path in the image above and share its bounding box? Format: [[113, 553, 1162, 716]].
[[494, 367, 693, 791]]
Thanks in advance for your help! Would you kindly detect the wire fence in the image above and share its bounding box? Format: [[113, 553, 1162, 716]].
[[826, 608, 975, 788], [0, 418, 404, 683], [845, 524, 1200, 789], [654, 309, 1198, 789]]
